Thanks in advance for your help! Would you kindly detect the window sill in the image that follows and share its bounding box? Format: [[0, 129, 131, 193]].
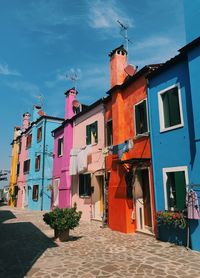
[[160, 123, 184, 133], [58, 154, 63, 157], [134, 132, 149, 139], [79, 195, 91, 199], [37, 139, 42, 143], [35, 169, 40, 172]]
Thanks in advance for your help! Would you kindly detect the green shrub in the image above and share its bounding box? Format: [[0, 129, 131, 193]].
[[43, 203, 82, 232]]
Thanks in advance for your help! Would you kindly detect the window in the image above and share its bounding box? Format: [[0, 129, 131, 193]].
[[79, 173, 91, 197], [86, 121, 98, 145], [135, 100, 148, 136], [32, 184, 39, 201], [26, 134, 32, 149], [107, 120, 113, 146], [37, 126, 42, 142], [23, 159, 30, 174], [163, 167, 187, 211], [18, 141, 22, 154], [35, 155, 41, 171], [58, 137, 63, 156], [158, 84, 183, 132], [17, 163, 20, 176], [53, 179, 60, 207]]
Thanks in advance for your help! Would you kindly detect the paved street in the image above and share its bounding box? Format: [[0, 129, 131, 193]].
[[1, 205, 200, 278]]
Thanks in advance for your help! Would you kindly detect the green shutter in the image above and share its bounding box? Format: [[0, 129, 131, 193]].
[[162, 92, 170, 128], [169, 87, 181, 126], [86, 125, 91, 145], [142, 101, 148, 133], [79, 174, 84, 196], [85, 174, 91, 196], [174, 171, 186, 210]]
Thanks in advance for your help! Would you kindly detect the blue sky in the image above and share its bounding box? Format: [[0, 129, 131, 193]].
[[0, 0, 185, 186]]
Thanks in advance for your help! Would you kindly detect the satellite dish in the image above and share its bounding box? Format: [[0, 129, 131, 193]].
[[124, 64, 137, 77], [72, 99, 82, 114]]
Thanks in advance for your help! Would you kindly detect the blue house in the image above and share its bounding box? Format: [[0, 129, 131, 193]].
[[26, 106, 63, 210], [147, 36, 200, 250]]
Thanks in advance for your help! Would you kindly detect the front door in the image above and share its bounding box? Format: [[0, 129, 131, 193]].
[[92, 175, 104, 221], [134, 168, 153, 234]]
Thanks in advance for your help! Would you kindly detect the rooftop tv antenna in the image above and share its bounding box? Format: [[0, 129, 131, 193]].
[[66, 68, 80, 89], [35, 94, 44, 108], [117, 20, 132, 53]]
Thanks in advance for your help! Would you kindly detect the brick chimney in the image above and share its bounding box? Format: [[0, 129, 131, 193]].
[[109, 45, 128, 88], [22, 112, 30, 132], [64, 87, 78, 120]]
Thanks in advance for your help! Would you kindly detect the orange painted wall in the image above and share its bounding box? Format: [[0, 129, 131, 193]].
[[105, 75, 156, 234]]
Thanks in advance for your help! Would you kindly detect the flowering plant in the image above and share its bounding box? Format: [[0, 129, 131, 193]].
[[156, 210, 187, 229]]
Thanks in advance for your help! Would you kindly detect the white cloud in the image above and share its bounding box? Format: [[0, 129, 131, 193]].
[[133, 36, 172, 51], [0, 63, 21, 76], [87, 0, 134, 34]]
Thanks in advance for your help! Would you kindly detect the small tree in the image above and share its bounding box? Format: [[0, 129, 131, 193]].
[[43, 203, 82, 241]]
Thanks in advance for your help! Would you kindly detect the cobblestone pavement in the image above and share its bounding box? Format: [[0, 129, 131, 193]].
[[1, 205, 200, 278]]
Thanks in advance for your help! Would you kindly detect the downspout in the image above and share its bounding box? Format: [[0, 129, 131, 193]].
[[41, 118, 47, 211], [102, 99, 107, 227]]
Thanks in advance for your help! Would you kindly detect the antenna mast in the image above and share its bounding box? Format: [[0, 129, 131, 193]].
[[66, 69, 80, 90], [117, 20, 132, 53]]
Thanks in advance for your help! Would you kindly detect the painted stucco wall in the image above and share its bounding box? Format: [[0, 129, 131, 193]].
[[27, 118, 62, 211], [105, 75, 155, 233], [148, 57, 200, 251], [17, 113, 30, 208], [71, 102, 105, 221]]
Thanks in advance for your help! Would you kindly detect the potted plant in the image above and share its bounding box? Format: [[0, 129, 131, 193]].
[[43, 203, 82, 242], [156, 210, 187, 246]]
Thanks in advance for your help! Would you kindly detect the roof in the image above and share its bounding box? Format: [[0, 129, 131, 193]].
[[16, 114, 64, 139], [106, 64, 162, 95], [52, 98, 103, 135], [179, 36, 200, 54]]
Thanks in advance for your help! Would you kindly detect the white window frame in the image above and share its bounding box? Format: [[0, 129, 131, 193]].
[[158, 83, 184, 133], [162, 166, 188, 210], [133, 98, 149, 137]]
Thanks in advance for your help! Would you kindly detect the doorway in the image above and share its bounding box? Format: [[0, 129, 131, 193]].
[[92, 175, 104, 221], [134, 168, 153, 234]]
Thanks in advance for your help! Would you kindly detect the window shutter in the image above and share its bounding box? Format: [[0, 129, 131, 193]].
[[174, 171, 186, 210], [79, 174, 84, 196], [142, 101, 148, 133], [107, 120, 113, 146], [85, 174, 91, 196], [169, 87, 181, 126], [86, 125, 91, 145], [162, 93, 170, 128]]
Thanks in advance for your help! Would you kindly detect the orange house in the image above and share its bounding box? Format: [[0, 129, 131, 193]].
[[105, 45, 160, 234]]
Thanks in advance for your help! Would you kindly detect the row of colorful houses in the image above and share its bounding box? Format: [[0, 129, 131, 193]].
[[8, 2, 200, 251]]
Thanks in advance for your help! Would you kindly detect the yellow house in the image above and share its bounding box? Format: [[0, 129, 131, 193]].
[[9, 126, 21, 206]]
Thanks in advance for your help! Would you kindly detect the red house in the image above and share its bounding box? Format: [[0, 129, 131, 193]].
[[105, 45, 160, 234]]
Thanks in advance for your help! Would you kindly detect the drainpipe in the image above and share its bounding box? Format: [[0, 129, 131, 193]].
[[41, 118, 47, 211], [102, 99, 107, 228]]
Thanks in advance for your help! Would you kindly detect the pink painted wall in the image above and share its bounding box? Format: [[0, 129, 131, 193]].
[[71, 102, 105, 221], [17, 113, 30, 208], [52, 88, 77, 209]]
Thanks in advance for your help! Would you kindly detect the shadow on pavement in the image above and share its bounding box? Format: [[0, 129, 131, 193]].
[[0, 209, 57, 278], [0, 209, 16, 223]]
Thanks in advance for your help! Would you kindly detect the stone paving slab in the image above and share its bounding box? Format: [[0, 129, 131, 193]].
[[1, 205, 200, 277]]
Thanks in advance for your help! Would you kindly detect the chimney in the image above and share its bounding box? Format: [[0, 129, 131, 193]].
[[64, 87, 78, 119], [32, 105, 45, 121], [109, 45, 128, 88], [14, 126, 21, 139], [22, 112, 30, 132]]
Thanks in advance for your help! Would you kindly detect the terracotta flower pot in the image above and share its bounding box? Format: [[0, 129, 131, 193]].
[[54, 229, 70, 242]]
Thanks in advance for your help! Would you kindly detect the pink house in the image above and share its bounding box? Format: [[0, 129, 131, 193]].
[[52, 88, 79, 208], [70, 99, 105, 222], [16, 112, 30, 208]]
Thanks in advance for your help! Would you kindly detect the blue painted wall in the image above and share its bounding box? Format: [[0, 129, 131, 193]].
[[148, 56, 200, 251], [184, 0, 200, 43], [27, 117, 62, 211]]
